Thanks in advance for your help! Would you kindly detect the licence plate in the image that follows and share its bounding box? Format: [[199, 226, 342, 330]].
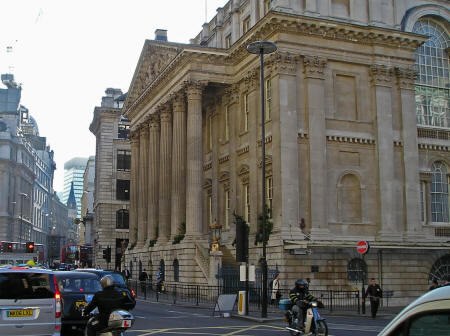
[[7, 309, 33, 318], [76, 301, 87, 309], [121, 320, 132, 328]]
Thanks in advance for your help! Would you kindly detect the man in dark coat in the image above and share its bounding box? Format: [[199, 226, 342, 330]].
[[365, 278, 382, 318]]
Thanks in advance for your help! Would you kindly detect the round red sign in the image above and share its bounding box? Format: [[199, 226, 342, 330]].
[[356, 240, 370, 255]]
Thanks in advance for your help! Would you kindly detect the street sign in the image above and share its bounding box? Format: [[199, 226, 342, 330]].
[[356, 240, 370, 255]]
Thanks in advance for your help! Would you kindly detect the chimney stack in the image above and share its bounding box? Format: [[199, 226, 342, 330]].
[[155, 29, 168, 42]]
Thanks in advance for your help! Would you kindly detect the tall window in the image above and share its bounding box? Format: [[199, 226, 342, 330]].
[[173, 259, 179, 282], [118, 123, 130, 139], [431, 162, 449, 222], [420, 181, 426, 223], [117, 150, 131, 171], [224, 189, 230, 229], [265, 78, 272, 121], [116, 209, 129, 229], [225, 106, 230, 142], [244, 184, 250, 224], [116, 179, 130, 200], [225, 34, 231, 49], [266, 176, 273, 218], [243, 93, 249, 132], [413, 19, 449, 128], [339, 174, 362, 223], [243, 16, 250, 34], [207, 194, 212, 226]]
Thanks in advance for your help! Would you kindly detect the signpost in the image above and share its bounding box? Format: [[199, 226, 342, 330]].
[[357, 240, 370, 314]]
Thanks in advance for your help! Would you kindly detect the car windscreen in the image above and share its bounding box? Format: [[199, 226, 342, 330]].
[[0, 272, 55, 300], [108, 273, 126, 286], [57, 277, 101, 293]]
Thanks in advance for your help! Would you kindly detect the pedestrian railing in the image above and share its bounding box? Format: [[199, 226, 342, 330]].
[[127, 280, 361, 313]]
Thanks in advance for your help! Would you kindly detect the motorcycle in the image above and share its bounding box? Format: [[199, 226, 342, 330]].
[[82, 309, 135, 336], [280, 299, 328, 336]]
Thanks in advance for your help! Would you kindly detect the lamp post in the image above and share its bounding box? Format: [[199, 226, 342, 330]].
[[246, 40, 277, 318], [19, 192, 29, 246]]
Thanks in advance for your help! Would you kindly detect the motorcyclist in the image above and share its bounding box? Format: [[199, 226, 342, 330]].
[[83, 275, 136, 336], [289, 278, 323, 330]]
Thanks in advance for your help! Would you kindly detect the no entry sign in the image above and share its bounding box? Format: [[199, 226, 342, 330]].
[[356, 240, 370, 255]]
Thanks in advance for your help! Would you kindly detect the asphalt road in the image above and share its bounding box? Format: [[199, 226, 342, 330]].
[[122, 300, 391, 336]]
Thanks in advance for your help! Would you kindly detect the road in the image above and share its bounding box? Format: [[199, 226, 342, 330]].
[[120, 300, 391, 336]]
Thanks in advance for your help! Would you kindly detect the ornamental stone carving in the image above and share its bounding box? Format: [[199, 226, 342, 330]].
[[370, 64, 394, 86], [243, 69, 259, 91], [395, 66, 418, 90], [184, 80, 206, 98], [223, 84, 240, 106], [267, 51, 299, 75], [148, 115, 160, 130], [303, 56, 327, 79]]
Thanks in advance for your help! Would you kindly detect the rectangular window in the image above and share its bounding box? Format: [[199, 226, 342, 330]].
[[225, 34, 231, 48], [265, 78, 272, 121], [225, 106, 230, 142], [118, 123, 130, 139], [243, 93, 249, 132], [244, 184, 250, 224], [243, 16, 251, 34], [117, 150, 131, 171], [420, 182, 425, 222], [224, 189, 230, 229], [266, 176, 273, 218], [116, 179, 130, 200]]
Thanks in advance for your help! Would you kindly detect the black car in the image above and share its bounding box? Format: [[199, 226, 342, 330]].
[[76, 269, 136, 299], [53, 271, 102, 332]]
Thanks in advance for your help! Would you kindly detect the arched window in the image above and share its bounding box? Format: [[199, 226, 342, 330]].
[[430, 254, 450, 283], [173, 259, 179, 282], [431, 162, 449, 222], [413, 18, 449, 128], [338, 174, 362, 223], [347, 258, 367, 282], [116, 209, 129, 229]]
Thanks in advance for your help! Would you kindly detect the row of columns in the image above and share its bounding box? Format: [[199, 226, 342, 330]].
[[129, 82, 205, 248]]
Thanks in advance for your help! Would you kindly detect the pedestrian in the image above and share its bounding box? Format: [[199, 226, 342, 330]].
[[156, 268, 164, 292], [122, 266, 131, 280], [139, 268, 148, 293], [271, 272, 281, 304], [429, 279, 439, 291], [365, 278, 382, 318]]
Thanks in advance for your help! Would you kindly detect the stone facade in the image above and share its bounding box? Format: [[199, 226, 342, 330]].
[[122, 0, 449, 302], [89, 89, 130, 270]]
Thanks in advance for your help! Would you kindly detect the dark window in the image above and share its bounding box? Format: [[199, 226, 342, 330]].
[[118, 123, 130, 139], [408, 312, 450, 335], [116, 180, 130, 200], [0, 272, 54, 299], [117, 150, 131, 171], [173, 259, 179, 282], [347, 258, 367, 282], [116, 210, 129, 229]]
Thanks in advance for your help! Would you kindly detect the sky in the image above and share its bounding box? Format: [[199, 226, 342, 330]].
[[0, 0, 227, 192]]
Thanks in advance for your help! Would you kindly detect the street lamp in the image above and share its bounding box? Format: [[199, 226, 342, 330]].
[[19, 192, 29, 245], [246, 40, 277, 318]]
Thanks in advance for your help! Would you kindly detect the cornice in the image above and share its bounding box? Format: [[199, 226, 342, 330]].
[[419, 143, 450, 152], [326, 134, 376, 145]]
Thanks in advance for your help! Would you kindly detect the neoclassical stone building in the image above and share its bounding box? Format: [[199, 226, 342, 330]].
[[123, 0, 449, 301]]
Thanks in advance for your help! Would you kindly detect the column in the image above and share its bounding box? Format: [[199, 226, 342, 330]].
[[147, 115, 160, 245], [231, 0, 240, 44], [0, 170, 9, 216], [158, 106, 172, 242], [129, 130, 140, 248], [397, 67, 422, 239], [171, 92, 187, 239], [186, 81, 205, 238], [371, 65, 397, 240], [304, 56, 330, 239], [137, 123, 149, 248]]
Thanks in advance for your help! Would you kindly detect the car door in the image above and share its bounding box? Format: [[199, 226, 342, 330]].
[[0, 271, 57, 336]]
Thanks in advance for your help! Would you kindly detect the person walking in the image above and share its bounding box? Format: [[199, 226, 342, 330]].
[[122, 266, 131, 280], [271, 272, 281, 304], [365, 278, 382, 318], [139, 268, 148, 294]]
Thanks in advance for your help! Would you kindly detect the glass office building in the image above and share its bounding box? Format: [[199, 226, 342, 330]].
[[61, 157, 88, 218]]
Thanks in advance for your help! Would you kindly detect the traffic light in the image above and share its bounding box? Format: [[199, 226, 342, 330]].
[[26, 242, 34, 253], [7, 242, 13, 252], [235, 219, 248, 262]]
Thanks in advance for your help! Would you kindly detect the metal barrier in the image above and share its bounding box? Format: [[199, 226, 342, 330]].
[[128, 280, 361, 313]]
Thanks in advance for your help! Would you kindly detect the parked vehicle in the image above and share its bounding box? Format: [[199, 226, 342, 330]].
[[83, 308, 134, 336], [76, 269, 136, 299], [0, 267, 61, 336], [54, 271, 102, 333], [280, 298, 328, 336], [378, 285, 450, 336]]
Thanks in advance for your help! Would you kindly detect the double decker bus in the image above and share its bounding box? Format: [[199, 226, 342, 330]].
[[0, 241, 44, 266]]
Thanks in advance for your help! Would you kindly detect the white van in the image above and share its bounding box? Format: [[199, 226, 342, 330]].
[[0, 267, 61, 335]]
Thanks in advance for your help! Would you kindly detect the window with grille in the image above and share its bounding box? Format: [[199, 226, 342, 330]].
[[420, 181, 426, 223], [173, 259, 179, 282], [224, 189, 230, 230], [243, 16, 250, 34], [266, 176, 273, 218], [117, 150, 131, 171], [116, 209, 129, 229], [431, 162, 449, 222], [413, 19, 449, 128], [243, 93, 249, 132], [347, 258, 367, 282], [265, 78, 272, 121], [244, 184, 250, 224], [116, 179, 130, 200], [118, 123, 130, 139]]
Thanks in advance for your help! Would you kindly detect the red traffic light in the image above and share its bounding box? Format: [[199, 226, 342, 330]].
[[26, 242, 34, 253], [7, 243, 13, 251]]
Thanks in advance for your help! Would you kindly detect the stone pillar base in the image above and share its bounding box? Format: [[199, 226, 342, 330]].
[[310, 227, 331, 240], [376, 231, 403, 241], [403, 231, 424, 242]]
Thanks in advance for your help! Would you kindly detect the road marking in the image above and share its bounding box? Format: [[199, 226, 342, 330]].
[[221, 325, 260, 336]]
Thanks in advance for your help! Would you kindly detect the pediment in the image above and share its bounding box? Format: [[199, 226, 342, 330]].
[[124, 41, 181, 114]]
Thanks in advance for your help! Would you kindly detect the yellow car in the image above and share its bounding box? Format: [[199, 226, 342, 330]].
[[378, 285, 450, 336]]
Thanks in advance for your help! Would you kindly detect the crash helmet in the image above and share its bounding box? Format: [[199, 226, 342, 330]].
[[295, 278, 308, 291], [100, 274, 115, 289]]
